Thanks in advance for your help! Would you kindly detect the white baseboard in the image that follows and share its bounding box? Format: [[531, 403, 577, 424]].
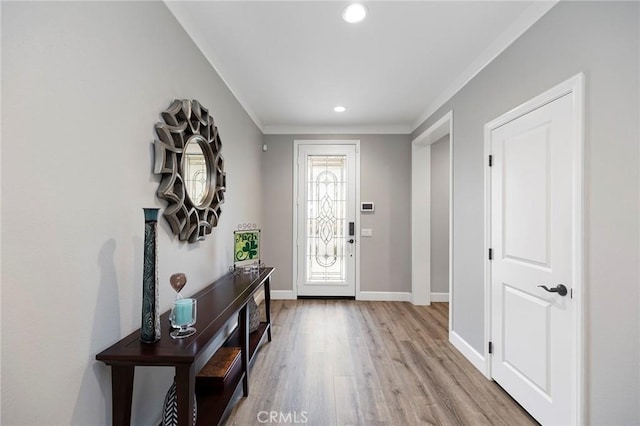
[[450, 330, 488, 376], [430, 292, 449, 302], [357, 291, 412, 302], [270, 290, 297, 300]]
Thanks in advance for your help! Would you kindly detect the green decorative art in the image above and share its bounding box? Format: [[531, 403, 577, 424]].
[[234, 230, 260, 265]]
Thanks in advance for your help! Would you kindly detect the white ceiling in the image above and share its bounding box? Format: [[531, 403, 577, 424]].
[[165, 1, 557, 134]]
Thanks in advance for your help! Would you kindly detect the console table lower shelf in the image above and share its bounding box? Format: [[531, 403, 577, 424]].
[[194, 321, 270, 425], [96, 267, 274, 426]]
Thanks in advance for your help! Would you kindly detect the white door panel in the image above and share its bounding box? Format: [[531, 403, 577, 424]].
[[502, 122, 550, 267], [489, 92, 576, 425], [502, 284, 551, 395]]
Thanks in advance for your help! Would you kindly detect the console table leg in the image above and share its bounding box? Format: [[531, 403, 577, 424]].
[[175, 364, 196, 426], [111, 366, 134, 426], [239, 304, 249, 397], [264, 277, 272, 342]]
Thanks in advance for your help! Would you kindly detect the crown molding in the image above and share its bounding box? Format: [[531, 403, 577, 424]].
[[411, 0, 558, 132], [166, 0, 557, 137], [262, 124, 412, 135], [164, 1, 265, 133]]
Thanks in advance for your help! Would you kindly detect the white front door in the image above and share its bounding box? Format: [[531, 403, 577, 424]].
[[488, 78, 582, 425], [295, 143, 358, 297]]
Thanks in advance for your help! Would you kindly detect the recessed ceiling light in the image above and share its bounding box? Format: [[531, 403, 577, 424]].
[[342, 3, 367, 24], [334, 106, 347, 113]]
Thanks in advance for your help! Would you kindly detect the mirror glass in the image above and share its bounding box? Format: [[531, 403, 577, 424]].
[[182, 136, 209, 207]]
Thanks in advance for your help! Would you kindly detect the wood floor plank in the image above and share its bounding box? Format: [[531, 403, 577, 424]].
[[334, 375, 364, 426], [225, 300, 537, 426]]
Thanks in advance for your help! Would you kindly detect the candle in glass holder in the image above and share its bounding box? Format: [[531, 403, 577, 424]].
[[170, 298, 197, 339], [174, 298, 194, 326]]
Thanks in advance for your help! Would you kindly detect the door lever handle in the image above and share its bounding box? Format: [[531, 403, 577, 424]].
[[538, 284, 568, 296]]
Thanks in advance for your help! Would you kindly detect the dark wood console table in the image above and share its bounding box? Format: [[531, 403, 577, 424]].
[[96, 267, 274, 426]]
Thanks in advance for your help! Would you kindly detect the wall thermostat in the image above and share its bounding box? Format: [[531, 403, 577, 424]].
[[361, 202, 375, 212]]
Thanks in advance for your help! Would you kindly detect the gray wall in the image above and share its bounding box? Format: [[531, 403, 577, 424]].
[[262, 134, 411, 294], [2, 2, 263, 425], [430, 135, 450, 294], [412, 2, 639, 424]]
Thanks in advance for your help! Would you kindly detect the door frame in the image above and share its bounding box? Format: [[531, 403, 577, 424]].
[[411, 110, 453, 313], [483, 73, 585, 423], [292, 140, 361, 298]]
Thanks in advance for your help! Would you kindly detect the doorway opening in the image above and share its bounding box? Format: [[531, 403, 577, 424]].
[[411, 110, 453, 322]]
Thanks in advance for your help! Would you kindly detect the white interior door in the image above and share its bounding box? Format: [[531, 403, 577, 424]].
[[488, 87, 581, 425], [295, 143, 357, 297]]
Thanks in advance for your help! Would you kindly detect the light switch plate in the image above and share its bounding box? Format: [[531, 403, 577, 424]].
[[361, 228, 373, 237]]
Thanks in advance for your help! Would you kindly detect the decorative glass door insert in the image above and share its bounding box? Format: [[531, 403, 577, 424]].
[[306, 155, 347, 282]]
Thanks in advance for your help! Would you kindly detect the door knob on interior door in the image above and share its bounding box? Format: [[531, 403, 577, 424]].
[[347, 239, 355, 244], [538, 284, 568, 296]]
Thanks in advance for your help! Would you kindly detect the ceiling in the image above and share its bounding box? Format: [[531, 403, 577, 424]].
[[165, 1, 557, 134]]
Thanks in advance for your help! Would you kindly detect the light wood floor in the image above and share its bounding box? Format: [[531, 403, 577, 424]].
[[225, 300, 537, 426]]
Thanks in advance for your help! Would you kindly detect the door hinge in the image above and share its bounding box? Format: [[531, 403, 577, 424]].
[[488, 248, 493, 260], [488, 341, 493, 354], [488, 155, 493, 167]]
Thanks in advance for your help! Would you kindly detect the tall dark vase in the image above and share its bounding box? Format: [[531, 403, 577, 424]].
[[141, 208, 161, 343]]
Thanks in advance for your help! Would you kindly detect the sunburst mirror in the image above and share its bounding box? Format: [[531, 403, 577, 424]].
[[153, 99, 226, 243]]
